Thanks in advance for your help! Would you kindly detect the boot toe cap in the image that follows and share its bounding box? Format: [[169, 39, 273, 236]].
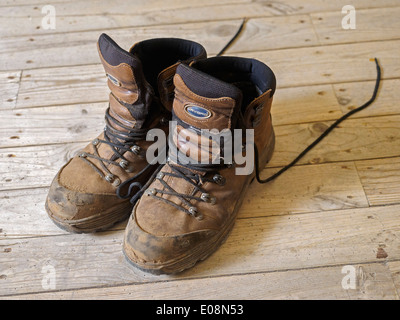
[[123, 204, 217, 274], [46, 164, 130, 232]]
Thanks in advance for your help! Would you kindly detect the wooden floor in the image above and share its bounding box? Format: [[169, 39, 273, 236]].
[[1, 0, 400, 300]]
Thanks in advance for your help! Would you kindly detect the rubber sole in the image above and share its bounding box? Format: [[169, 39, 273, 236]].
[[45, 200, 132, 233]]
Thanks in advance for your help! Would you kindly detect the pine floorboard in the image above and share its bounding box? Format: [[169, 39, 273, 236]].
[[1, 0, 399, 300]]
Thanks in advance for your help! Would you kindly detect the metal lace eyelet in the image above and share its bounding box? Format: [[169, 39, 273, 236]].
[[105, 174, 114, 183], [112, 177, 121, 187], [131, 145, 141, 155], [201, 193, 210, 202], [156, 172, 164, 179], [212, 174, 226, 186], [200, 193, 217, 205], [188, 206, 198, 216], [146, 188, 156, 196], [79, 152, 87, 158], [119, 159, 129, 169], [92, 139, 99, 146]]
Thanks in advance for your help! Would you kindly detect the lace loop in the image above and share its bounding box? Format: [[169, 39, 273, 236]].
[[79, 105, 150, 192], [144, 161, 224, 218]]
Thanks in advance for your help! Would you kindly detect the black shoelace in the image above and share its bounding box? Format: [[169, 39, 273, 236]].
[[255, 57, 381, 184], [143, 136, 230, 218], [111, 19, 381, 211], [139, 20, 382, 217], [217, 18, 382, 184], [144, 164, 225, 220], [79, 104, 154, 193], [216, 18, 247, 57]]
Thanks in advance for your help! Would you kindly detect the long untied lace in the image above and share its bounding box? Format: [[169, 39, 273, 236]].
[[142, 23, 382, 217], [149, 58, 381, 218], [89, 19, 380, 209], [255, 57, 382, 184], [215, 19, 382, 183]]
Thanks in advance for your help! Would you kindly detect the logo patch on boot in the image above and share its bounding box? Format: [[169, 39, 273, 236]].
[[184, 105, 211, 119]]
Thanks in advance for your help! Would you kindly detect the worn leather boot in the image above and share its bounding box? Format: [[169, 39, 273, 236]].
[[46, 34, 207, 233], [123, 56, 276, 274]]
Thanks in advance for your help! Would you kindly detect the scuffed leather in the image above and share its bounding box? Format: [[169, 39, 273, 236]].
[[124, 64, 275, 268]]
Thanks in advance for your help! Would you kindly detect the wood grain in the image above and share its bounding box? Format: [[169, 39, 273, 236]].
[[8, 262, 398, 299], [1, 15, 317, 71], [0, 71, 20, 111], [0, 161, 368, 239], [0, 1, 260, 37], [4, 7, 400, 72], [243, 40, 399, 88], [14, 39, 399, 110], [16, 65, 106, 109], [0, 142, 85, 190], [388, 261, 400, 298], [1, 204, 399, 296], [273, 84, 343, 126], [2, 0, 399, 37], [356, 157, 400, 206], [311, 7, 400, 45], [242, 161, 368, 217], [2, 112, 399, 191], [270, 115, 400, 167], [333, 79, 400, 118], [1, 85, 342, 147], [1, 0, 400, 300], [0, 103, 106, 147]]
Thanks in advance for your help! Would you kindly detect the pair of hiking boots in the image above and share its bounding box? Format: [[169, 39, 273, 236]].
[[45, 34, 276, 274]]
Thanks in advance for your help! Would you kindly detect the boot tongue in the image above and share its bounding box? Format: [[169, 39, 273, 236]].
[[171, 64, 242, 164], [97, 33, 152, 130]]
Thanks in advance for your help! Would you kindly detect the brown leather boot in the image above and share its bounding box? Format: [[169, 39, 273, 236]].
[[46, 34, 206, 233], [123, 56, 276, 274]]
